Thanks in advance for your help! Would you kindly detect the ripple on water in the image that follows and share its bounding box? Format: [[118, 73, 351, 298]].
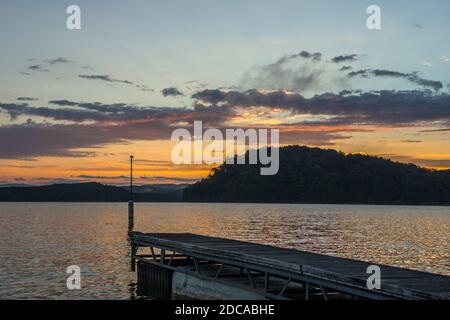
[[0, 202, 448, 299]]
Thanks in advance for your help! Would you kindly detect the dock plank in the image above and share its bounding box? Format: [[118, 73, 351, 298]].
[[129, 232, 450, 300]]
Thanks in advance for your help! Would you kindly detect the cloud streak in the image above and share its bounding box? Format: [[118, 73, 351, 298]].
[[17, 97, 38, 101], [2, 50, 448, 161], [45, 57, 72, 65], [27, 64, 48, 72], [0, 97, 351, 158], [162, 87, 184, 97], [79, 74, 134, 85], [1, 88, 448, 159], [78, 74, 153, 92], [331, 54, 359, 63], [347, 69, 443, 91], [192, 89, 450, 125]]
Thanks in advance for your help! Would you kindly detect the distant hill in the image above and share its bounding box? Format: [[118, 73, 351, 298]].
[[183, 146, 450, 205], [121, 184, 189, 194], [0, 182, 185, 202]]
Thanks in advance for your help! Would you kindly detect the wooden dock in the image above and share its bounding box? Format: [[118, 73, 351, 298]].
[[128, 232, 450, 300]]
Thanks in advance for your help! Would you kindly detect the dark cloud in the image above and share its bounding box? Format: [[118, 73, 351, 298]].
[[3, 164, 34, 169], [134, 159, 171, 164], [347, 69, 443, 91], [0, 94, 351, 158], [420, 128, 450, 133], [0, 118, 180, 159], [79, 74, 134, 85], [348, 69, 371, 78], [4, 88, 450, 138], [17, 97, 38, 101], [382, 154, 450, 168], [339, 89, 361, 96], [136, 84, 154, 92], [45, 57, 72, 65], [273, 51, 322, 65], [291, 51, 322, 62], [413, 159, 450, 167], [0, 96, 237, 158], [72, 175, 128, 180], [33, 177, 84, 184], [20, 57, 72, 75], [331, 54, 359, 63], [0, 124, 105, 158], [48, 100, 79, 107], [2, 52, 449, 161], [140, 176, 198, 183], [47, 100, 229, 125], [27, 65, 48, 72], [1, 102, 112, 122], [193, 89, 450, 126], [2, 164, 55, 169], [28, 65, 41, 70], [340, 66, 352, 71], [162, 87, 184, 97], [2, 101, 212, 124], [402, 140, 423, 143], [78, 75, 153, 92]]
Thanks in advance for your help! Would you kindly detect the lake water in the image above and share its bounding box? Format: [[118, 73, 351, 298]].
[[0, 202, 448, 299]]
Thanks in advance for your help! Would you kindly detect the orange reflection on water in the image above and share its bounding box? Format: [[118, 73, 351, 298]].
[[0, 202, 448, 299]]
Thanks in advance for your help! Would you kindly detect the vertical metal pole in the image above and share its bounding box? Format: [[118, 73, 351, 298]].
[[128, 155, 134, 232], [130, 155, 133, 200]]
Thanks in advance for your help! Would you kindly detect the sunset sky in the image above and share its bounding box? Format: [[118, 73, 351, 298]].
[[1, 0, 450, 185]]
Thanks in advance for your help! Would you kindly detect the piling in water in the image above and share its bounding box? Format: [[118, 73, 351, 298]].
[[128, 200, 134, 232]]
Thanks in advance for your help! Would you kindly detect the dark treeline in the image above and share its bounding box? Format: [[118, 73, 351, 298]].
[[183, 146, 450, 205], [0, 182, 184, 202]]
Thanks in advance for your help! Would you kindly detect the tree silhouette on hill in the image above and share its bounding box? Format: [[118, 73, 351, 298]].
[[183, 146, 450, 205]]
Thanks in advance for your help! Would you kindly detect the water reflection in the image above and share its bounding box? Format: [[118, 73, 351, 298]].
[[0, 202, 448, 299]]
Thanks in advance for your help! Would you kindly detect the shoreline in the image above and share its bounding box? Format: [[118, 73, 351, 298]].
[[1, 201, 449, 207]]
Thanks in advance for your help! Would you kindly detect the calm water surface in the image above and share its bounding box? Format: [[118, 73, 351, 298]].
[[0, 203, 449, 299]]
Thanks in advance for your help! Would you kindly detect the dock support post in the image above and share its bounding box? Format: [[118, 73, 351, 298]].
[[246, 269, 256, 289], [131, 244, 137, 271], [320, 285, 329, 300], [161, 249, 166, 265], [305, 282, 310, 300], [193, 257, 200, 274], [215, 264, 224, 278], [128, 200, 134, 232], [264, 273, 269, 293], [279, 278, 291, 297]]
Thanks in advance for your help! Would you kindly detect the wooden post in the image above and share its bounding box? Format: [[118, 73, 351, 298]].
[[131, 243, 137, 271], [305, 282, 310, 300], [128, 200, 134, 232]]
